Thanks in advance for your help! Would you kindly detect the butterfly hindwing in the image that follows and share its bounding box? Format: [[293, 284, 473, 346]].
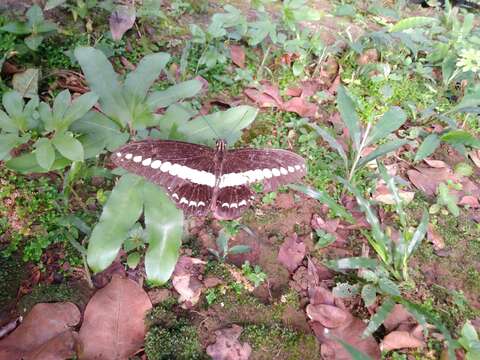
[[167, 183, 212, 217], [213, 185, 253, 220]]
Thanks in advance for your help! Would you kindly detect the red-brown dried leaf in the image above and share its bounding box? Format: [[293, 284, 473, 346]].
[[306, 304, 351, 328], [381, 331, 425, 352], [282, 97, 318, 117], [230, 45, 245, 68], [0, 303, 80, 360], [427, 224, 445, 251], [459, 195, 480, 208], [277, 234, 306, 273], [383, 304, 415, 332], [407, 167, 457, 196], [172, 256, 206, 307], [78, 275, 152, 360], [206, 325, 251, 360], [308, 286, 335, 305], [423, 159, 447, 168]]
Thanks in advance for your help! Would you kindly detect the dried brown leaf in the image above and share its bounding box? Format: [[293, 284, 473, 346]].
[[427, 224, 445, 251], [277, 234, 306, 273], [78, 275, 152, 360], [172, 256, 206, 307], [306, 304, 351, 328], [206, 325, 251, 360], [230, 45, 245, 68], [381, 331, 425, 352], [282, 97, 318, 117]]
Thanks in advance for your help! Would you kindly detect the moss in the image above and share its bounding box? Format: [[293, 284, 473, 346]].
[[145, 324, 208, 360], [241, 323, 319, 360], [0, 253, 26, 311], [17, 282, 92, 314]]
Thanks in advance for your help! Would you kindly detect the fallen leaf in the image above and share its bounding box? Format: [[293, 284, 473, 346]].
[[230, 45, 245, 68], [109, 5, 136, 41], [0, 302, 80, 360], [381, 331, 425, 352], [357, 49, 379, 66], [423, 159, 447, 168], [244, 83, 283, 108], [459, 195, 480, 208], [12, 68, 39, 98], [311, 214, 340, 234], [407, 167, 457, 196], [78, 275, 152, 360], [308, 286, 335, 305], [469, 150, 480, 168], [383, 304, 415, 331], [277, 234, 306, 272], [427, 224, 445, 252], [206, 325, 251, 360], [306, 304, 351, 328], [286, 87, 302, 97], [172, 256, 206, 307], [372, 183, 415, 205], [24, 330, 77, 360], [282, 97, 318, 117]]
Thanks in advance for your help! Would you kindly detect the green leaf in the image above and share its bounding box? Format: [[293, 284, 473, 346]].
[[74, 46, 130, 126], [12, 68, 39, 98], [6, 151, 70, 173], [147, 79, 202, 110], [0, 134, 24, 160], [52, 89, 71, 120], [332, 283, 359, 298], [34, 138, 55, 170], [327, 257, 378, 271], [143, 181, 183, 284], [357, 139, 409, 168], [336, 339, 374, 360], [437, 183, 460, 217], [367, 106, 407, 145], [189, 24, 206, 43], [2, 91, 24, 119], [26, 5, 44, 26], [179, 105, 258, 147], [337, 85, 361, 150], [378, 277, 401, 296], [289, 184, 354, 223], [406, 210, 428, 259], [45, 0, 67, 10], [442, 54, 457, 86], [310, 124, 348, 168], [363, 298, 395, 337], [441, 130, 480, 148], [389, 16, 438, 32], [24, 35, 44, 51], [461, 322, 479, 342], [126, 252, 141, 269], [378, 162, 406, 227], [63, 91, 99, 125], [87, 174, 144, 272], [449, 88, 480, 113], [414, 134, 440, 162], [229, 245, 251, 255], [124, 52, 170, 103], [52, 132, 84, 161], [361, 284, 377, 307], [0, 110, 18, 133], [0, 21, 31, 34]]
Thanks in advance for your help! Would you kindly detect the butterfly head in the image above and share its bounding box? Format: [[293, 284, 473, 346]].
[[215, 139, 227, 153]]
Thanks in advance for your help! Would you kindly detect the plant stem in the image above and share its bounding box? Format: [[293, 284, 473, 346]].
[[347, 120, 373, 185], [256, 45, 271, 80]]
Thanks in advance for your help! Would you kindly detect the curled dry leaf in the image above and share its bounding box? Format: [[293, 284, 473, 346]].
[[172, 256, 206, 307], [78, 275, 152, 360], [109, 5, 136, 41], [306, 304, 351, 328], [459, 195, 480, 208], [0, 302, 80, 360], [381, 331, 425, 352], [427, 224, 445, 251], [206, 325, 252, 360], [277, 233, 306, 273], [423, 159, 447, 168], [230, 45, 245, 68]]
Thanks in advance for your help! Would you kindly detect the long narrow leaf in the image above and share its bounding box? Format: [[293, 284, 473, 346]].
[[357, 139, 408, 168], [87, 174, 144, 272], [406, 210, 428, 259], [389, 16, 438, 32], [146, 79, 202, 110], [378, 162, 406, 227], [327, 257, 379, 271], [414, 134, 440, 162], [363, 298, 395, 337], [143, 182, 183, 284], [337, 86, 361, 151], [367, 106, 407, 145], [290, 184, 354, 223]]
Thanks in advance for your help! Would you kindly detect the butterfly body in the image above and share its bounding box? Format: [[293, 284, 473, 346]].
[[112, 139, 306, 220]]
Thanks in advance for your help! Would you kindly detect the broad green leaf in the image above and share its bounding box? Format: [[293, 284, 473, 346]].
[[126, 252, 141, 269], [229, 245, 251, 255], [45, 0, 66, 10], [179, 105, 258, 146], [0, 134, 23, 160], [12, 68, 39, 98], [441, 130, 480, 148], [75, 46, 130, 127], [336, 339, 374, 360], [378, 277, 401, 296], [367, 107, 407, 145], [337, 85, 361, 150], [461, 322, 479, 342], [146, 79, 202, 110], [63, 92, 99, 126], [414, 134, 440, 162], [406, 210, 428, 259], [6, 151, 69, 173], [389, 16, 438, 32], [361, 284, 377, 307], [0, 21, 31, 34], [363, 298, 395, 337], [52, 132, 84, 161], [189, 24, 206, 43], [357, 139, 409, 168], [124, 52, 170, 102], [449, 88, 480, 113], [143, 181, 183, 284], [79, 132, 108, 159], [26, 5, 44, 26], [0, 110, 17, 133], [442, 54, 457, 86], [24, 35, 44, 51], [311, 124, 348, 167], [36, 22, 57, 33], [34, 138, 55, 170], [437, 183, 459, 217], [332, 283, 359, 298], [52, 89, 71, 120], [289, 184, 354, 223], [38, 102, 53, 131], [3, 91, 24, 119], [87, 174, 144, 272], [327, 257, 379, 271]]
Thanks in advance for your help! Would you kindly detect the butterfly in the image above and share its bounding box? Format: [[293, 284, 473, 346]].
[[112, 139, 307, 220]]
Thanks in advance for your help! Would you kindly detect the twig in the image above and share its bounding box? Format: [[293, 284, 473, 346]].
[[256, 45, 271, 80]]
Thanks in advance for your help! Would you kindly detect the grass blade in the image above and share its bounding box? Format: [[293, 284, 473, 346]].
[[337, 85, 361, 151], [406, 210, 428, 259], [327, 257, 379, 271], [414, 134, 440, 162], [357, 139, 408, 168]]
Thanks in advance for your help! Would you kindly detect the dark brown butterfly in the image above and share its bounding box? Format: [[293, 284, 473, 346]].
[[112, 139, 306, 220]]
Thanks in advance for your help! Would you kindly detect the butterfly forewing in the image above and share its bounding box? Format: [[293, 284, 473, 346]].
[[112, 140, 216, 214]]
